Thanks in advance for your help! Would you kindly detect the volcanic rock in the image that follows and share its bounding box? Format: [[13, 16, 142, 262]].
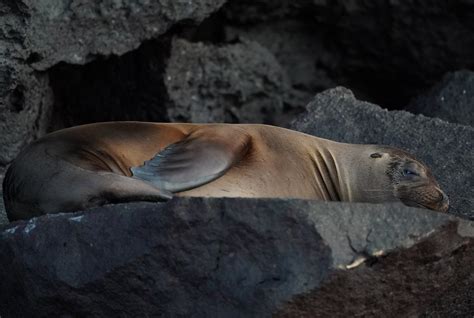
[[165, 38, 291, 125], [407, 70, 474, 126], [1, 198, 472, 317]]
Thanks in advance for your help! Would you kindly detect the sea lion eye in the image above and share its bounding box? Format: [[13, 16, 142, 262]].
[[402, 169, 419, 177], [370, 153, 382, 158]]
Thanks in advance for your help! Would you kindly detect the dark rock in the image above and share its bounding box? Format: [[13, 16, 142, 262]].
[[0, 0, 226, 170], [16, 0, 227, 70], [292, 87, 474, 219], [275, 220, 474, 317], [1, 197, 471, 317], [225, 19, 335, 104], [407, 70, 474, 126], [222, 0, 474, 108], [0, 193, 6, 226], [49, 37, 295, 129], [421, 272, 474, 317], [0, 64, 53, 166], [165, 38, 292, 125]]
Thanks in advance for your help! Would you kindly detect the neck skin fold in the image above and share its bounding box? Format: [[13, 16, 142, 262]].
[[307, 140, 370, 203]]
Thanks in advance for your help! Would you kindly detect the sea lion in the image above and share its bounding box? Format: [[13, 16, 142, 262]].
[[3, 122, 449, 221]]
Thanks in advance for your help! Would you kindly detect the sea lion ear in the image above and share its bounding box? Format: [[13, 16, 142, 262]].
[[131, 128, 251, 193], [370, 152, 383, 158]]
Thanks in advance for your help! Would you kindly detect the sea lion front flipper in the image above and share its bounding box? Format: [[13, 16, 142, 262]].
[[130, 128, 251, 192]]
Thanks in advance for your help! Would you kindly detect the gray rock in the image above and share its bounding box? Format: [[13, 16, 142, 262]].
[[223, 0, 474, 108], [407, 70, 474, 126], [275, 217, 474, 317], [292, 87, 474, 219], [165, 38, 291, 125], [49, 37, 296, 129], [225, 20, 335, 101], [0, 194, 6, 226], [0, 0, 226, 169], [0, 64, 53, 166], [18, 0, 227, 70], [1, 197, 471, 317]]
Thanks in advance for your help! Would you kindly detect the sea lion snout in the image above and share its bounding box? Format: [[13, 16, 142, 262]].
[[430, 188, 449, 212], [396, 184, 449, 212], [382, 147, 450, 212]]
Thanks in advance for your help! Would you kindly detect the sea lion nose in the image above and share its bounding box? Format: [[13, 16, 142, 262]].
[[436, 188, 449, 212]]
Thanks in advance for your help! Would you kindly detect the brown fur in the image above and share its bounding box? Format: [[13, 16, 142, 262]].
[[3, 122, 449, 221]]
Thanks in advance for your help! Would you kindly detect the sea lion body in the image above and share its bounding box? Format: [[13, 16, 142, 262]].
[[3, 122, 449, 221]]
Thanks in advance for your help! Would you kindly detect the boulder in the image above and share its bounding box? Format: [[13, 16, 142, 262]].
[[222, 0, 474, 108], [1, 198, 472, 317], [407, 70, 474, 126], [49, 37, 295, 129], [11, 0, 227, 70], [0, 193, 6, 226], [275, 216, 474, 317], [0, 0, 226, 172], [292, 87, 474, 219], [0, 64, 53, 166], [165, 38, 291, 125]]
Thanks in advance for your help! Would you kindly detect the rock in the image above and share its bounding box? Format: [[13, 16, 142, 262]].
[[0, 64, 53, 166], [0, 193, 6, 226], [15, 0, 227, 70], [407, 70, 474, 126], [292, 87, 474, 219], [420, 272, 474, 317], [222, 0, 474, 108], [275, 218, 474, 317], [49, 37, 296, 129], [225, 20, 335, 106], [1, 197, 472, 317], [0, 0, 226, 169], [165, 38, 292, 125]]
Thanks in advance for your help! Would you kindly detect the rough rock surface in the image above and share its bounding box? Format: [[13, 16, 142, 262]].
[[222, 0, 474, 108], [1, 198, 472, 317], [0, 64, 53, 166], [50, 37, 295, 129], [407, 70, 474, 126], [275, 220, 474, 317], [15, 0, 227, 70], [292, 87, 474, 219], [0, 193, 6, 226], [165, 38, 291, 125], [0, 0, 226, 169]]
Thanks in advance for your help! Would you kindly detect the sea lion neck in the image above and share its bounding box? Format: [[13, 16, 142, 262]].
[[305, 139, 376, 203], [301, 137, 347, 202]]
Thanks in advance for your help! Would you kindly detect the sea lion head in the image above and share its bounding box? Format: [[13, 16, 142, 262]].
[[367, 147, 449, 212]]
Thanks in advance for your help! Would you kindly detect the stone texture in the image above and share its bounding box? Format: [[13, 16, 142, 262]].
[[165, 38, 291, 125], [292, 87, 474, 219], [0, 0, 226, 169], [224, 20, 333, 109], [1, 197, 472, 317], [0, 193, 6, 226], [222, 0, 474, 108], [0, 64, 53, 166], [421, 272, 474, 317], [49, 37, 297, 130], [20, 0, 228, 70], [275, 220, 474, 317], [407, 70, 474, 126]]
